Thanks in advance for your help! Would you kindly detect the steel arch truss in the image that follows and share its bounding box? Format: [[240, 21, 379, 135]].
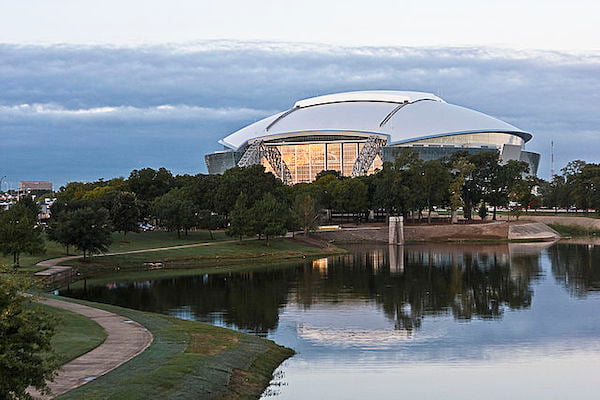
[[351, 136, 387, 177], [237, 140, 293, 184]]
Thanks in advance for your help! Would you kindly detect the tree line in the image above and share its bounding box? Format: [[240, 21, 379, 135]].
[[3, 150, 600, 264]]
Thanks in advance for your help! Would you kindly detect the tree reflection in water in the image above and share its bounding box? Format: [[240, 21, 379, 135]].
[[62, 242, 555, 336], [296, 243, 543, 333], [549, 243, 600, 297]]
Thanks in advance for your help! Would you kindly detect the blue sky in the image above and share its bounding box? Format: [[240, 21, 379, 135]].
[[0, 2, 599, 188]]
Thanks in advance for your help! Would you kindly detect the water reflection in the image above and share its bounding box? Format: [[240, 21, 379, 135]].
[[548, 243, 600, 297], [62, 242, 553, 335], [60, 241, 600, 399]]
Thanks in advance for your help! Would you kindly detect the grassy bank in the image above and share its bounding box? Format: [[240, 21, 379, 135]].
[[2, 230, 230, 274], [42, 295, 293, 400], [548, 223, 600, 237], [64, 238, 344, 278], [35, 302, 107, 365]]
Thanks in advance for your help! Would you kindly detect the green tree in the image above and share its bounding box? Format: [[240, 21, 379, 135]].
[[450, 157, 475, 224], [312, 173, 340, 217], [46, 212, 78, 255], [127, 167, 174, 201], [186, 174, 222, 212], [422, 160, 451, 223], [251, 193, 288, 245], [459, 152, 499, 220], [227, 193, 255, 241], [0, 203, 45, 269], [69, 207, 113, 260], [0, 271, 58, 398], [110, 192, 140, 236], [486, 160, 530, 220], [214, 165, 282, 216], [332, 179, 368, 220], [152, 188, 196, 238], [15, 195, 40, 219], [197, 210, 226, 240], [294, 193, 319, 234]]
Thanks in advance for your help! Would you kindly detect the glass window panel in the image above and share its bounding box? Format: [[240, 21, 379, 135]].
[[280, 145, 297, 183], [405, 132, 523, 147], [261, 157, 275, 176], [326, 143, 341, 173], [296, 145, 311, 183], [309, 144, 326, 181], [342, 143, 358, 177]]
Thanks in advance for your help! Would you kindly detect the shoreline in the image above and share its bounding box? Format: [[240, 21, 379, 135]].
[[33, 293, 294, 400]]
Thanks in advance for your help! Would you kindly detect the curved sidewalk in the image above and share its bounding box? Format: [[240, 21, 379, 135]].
[[29, 296, 153, 399], [30, 240, 238, 398]]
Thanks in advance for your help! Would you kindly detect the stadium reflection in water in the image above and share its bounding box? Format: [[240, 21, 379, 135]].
[[62, 242, 600, 399]]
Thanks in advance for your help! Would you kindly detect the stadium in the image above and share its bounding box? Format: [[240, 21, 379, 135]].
[[205, 91, 539, 184]]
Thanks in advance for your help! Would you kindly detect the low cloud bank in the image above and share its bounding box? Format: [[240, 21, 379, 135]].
[[1, 41, 598, 186]]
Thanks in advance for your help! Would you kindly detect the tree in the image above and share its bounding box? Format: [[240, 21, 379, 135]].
[[458, 152, 499, 220], [0, 202, 45, 269], [450, 157, 475, 224], [214, 165, 282, 216], [15, 195, 40, 219], [293, 193, 319, 234], [422, 160, 451, 223], [487, 160, 530, 220], [312, 173, 340, 216], [152, 188, 196, 238], [69, 207, 113, 260], [227, 193, 255, 241], [110, 192, 140, 236], [332, 179, 368, 220], [0, 271, 58, 398], [251, 193, 288, 245], [127, 167, 174, 201], [197, 210, 226, 240], [46, 212, 78, 255]]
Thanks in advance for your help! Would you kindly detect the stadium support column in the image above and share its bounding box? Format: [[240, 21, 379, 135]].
[[389, 216, 404, 245]]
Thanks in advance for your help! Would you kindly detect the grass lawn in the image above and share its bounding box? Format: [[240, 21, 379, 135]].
[[548, 223, 600, 237], [64, 238, 343, 277], [33, 302, 107, 365], [1, 230, 230, 274], [44, 295, 293, 400]]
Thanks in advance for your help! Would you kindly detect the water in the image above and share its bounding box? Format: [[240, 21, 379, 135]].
[[61, 242, 600, 399]]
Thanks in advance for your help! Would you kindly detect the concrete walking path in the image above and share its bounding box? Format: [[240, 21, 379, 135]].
[[28, 296, 153, 399], [29, 239, 245, 398], [37, 239, 240, 268]]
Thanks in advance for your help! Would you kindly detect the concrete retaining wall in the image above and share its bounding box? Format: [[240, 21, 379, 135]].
[[315, 221, 559, 243]]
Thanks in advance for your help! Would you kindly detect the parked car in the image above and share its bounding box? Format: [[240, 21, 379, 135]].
[[137, 222, 155, 231]]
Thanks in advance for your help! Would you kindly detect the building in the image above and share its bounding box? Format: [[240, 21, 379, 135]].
[[205, 91, 539, 184], [18, 180, 53, 196]]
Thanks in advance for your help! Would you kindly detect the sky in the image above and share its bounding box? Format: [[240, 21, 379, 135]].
[[1, 1, 599, 188]]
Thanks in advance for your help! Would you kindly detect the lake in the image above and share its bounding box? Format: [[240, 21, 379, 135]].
[[61, 242, 600, 399]]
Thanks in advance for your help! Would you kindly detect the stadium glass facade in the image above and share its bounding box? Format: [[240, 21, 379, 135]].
[[204, 91, 540, 182], [260, 141, 383, 183]]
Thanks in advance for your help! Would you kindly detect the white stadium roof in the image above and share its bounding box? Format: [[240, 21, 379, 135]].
[[219, 91, 531, 150]]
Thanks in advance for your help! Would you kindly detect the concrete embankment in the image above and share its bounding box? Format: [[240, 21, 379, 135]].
[[314, 221, 559, 243], [518, 215, 600, 230]]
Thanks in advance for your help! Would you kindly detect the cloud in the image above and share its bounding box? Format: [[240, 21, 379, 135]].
[[0, 103, 273, 121], [0, 41, 598, 186]]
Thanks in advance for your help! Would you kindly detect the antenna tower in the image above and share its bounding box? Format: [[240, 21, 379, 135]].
[[550, 141, 555, 178]]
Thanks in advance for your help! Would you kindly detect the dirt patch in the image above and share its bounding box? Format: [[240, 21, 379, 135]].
[[188, 333, 238, 355], [225, 369, 263, 400]]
